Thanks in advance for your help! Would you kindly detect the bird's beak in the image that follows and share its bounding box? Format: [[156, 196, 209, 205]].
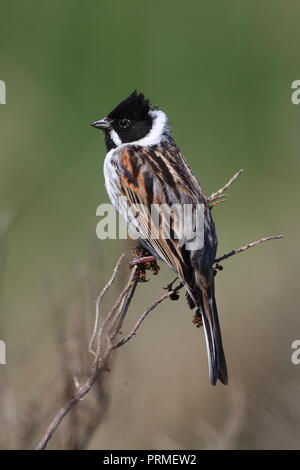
[[90, 117, 110, 130]]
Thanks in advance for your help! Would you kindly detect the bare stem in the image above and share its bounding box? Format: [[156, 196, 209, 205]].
[[36, 230, 283, 449], [114, 286, 182, 349], [208, 169, 244, 202], [89, 253, 125, 356], [215, 235, 284, 264], [35, 257, 171, 450]]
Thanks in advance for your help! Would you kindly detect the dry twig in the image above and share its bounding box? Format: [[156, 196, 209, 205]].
[[114, 282, 183, 349], [208, 169, 244, 203], [36, 254, 137, 450], [215, 235, 284, 264], [36, 254, 180, 450], [35, 171, 283, 450]]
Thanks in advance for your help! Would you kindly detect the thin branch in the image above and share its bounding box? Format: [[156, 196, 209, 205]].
[[35, 166, 283, 450], [209, 198, 227, 208], [113, 292, 170, 349], [114, 283, 183, 349], [215, 235, 284, 264], [36, 231, 283, 449], [89, 253, 125, 355], [111, 276, 138, 335], [36, 258, 157, 450], [94, 266, 137, 362], [35, 396, 79, 451], [208, 169, 244, 202]]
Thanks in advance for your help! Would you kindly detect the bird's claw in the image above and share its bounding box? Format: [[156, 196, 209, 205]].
[[129, 246, 160, 282], [213, 263, 224, 277]]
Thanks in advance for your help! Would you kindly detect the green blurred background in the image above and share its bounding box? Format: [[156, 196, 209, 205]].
[[0, 0, 299, 449]]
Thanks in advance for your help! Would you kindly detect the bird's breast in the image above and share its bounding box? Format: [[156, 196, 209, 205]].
[[103, 148, 122, 211]]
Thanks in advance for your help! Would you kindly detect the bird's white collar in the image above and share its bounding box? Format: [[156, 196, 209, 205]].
[[109, 110, 168, 150]]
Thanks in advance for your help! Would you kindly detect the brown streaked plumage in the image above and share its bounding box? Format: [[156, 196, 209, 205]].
[[91, 91, 228, 385]]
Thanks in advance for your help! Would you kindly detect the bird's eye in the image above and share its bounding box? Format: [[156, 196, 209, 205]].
[[119, 118, 131, 129]]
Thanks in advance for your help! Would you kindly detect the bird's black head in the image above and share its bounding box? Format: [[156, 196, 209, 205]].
[[91, 91, 154, 151]]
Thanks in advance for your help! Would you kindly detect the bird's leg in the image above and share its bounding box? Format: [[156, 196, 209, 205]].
[[130, 255, 157, 267], [129, 245, 160, 282], [213, 262, 224, 277], [163, 277, 183, 301]]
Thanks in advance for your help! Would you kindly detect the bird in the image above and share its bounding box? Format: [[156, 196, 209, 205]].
[[91, 91, 228, 385]]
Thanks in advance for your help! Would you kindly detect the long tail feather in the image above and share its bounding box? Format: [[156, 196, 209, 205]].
[[199, 282, 228, 385]]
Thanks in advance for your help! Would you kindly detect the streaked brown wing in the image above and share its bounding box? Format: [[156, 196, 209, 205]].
[[117, 145, 206, 282], [116, 145, 226, 385]]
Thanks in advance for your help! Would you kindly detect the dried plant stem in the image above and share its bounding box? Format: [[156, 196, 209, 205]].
[[36, 256, 165, 450], [215, 235, 284, 264], [89, 254, 125, 356], [113, 291, 172, 349], [208, 169, 244, 203], [36, 171, 283, 451]]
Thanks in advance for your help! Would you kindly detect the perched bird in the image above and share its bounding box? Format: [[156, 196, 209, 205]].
[[91, 91, 228, 385]]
